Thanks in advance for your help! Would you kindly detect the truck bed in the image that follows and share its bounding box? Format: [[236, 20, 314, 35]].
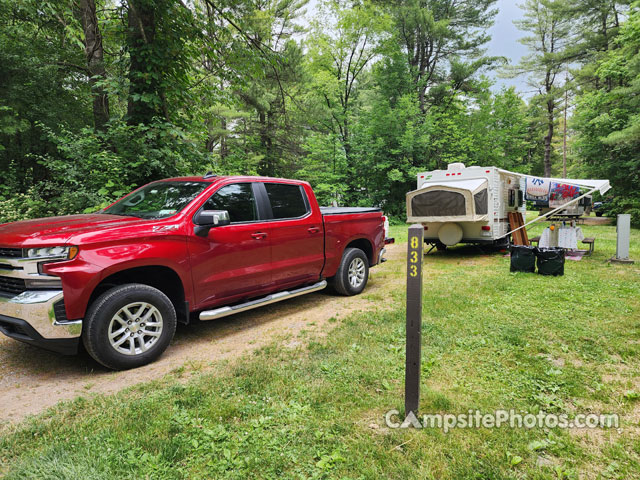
[[320, 207, 386, 278], [320, 207, 382, 215]]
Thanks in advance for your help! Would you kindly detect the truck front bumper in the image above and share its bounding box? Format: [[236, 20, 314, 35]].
[[0, 253, 83, 354], [0, 290, 81, 354]]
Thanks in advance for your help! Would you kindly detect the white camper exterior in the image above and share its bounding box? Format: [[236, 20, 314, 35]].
[[406, 163, 526, 247]]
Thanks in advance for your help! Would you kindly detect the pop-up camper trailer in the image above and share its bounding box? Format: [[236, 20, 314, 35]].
[[406, 163, 610, 248]]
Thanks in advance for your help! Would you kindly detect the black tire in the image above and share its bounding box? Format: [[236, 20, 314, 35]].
[[329, 247, 370, 296], [595, 211, 603, 217], [82, 283, 177, 370], [494, 236, 510, 250]]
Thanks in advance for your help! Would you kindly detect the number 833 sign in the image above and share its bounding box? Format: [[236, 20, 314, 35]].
[[409, 234, 421, 277]]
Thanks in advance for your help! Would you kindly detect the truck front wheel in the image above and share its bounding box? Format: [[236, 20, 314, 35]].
[[330, 247, 369, 296], [82, 284, 177, 370]]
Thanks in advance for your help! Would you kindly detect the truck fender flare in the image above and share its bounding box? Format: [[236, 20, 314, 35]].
[[84, 260, 192, 318]]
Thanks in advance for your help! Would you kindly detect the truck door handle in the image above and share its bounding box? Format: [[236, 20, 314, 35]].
[[308, 227, 320, 234], [251, 232, 267, 240]]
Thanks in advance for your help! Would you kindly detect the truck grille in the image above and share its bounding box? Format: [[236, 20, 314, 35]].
[[0, 248, 23, 258], [0, 276, 27, 296]]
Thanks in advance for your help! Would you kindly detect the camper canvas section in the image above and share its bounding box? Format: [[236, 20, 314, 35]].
[[407, 163, 525, 247]]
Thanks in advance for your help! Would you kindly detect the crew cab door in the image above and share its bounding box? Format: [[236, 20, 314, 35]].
[[259, 182, 324, 287], [188, 182, 272, 308]]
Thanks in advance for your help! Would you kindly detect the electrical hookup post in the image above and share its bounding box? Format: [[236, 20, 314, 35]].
[[405, 224, 424, 417]]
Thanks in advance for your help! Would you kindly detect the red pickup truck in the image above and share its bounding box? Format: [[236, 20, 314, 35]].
[[0, 175, 392, 369]]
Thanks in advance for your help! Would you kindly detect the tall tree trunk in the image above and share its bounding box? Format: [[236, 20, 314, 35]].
[[78, 0, 109, 130], [219, 117, 228, 160], [341, 118, 355, 195], [418, 87, 426, 114], [562, 84, 568, 178], [544, 98, 554, 177], [258, 110, 271, 176], [126, 0, 161, 125]]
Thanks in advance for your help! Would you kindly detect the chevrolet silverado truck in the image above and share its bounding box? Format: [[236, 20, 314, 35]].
[[0, 175, 392, 369]]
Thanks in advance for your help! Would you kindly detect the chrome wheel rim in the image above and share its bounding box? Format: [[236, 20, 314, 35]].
[[348, 257, 366, 288], [108, 302, 163, 356]]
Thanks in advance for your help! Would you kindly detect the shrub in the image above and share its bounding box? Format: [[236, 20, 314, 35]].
[[1, 120, 214, 221]]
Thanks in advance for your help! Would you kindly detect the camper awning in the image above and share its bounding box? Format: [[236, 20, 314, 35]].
[[497, 168, 610, 192], [541, 177, 611, 194], [406, 178, 489, 223]]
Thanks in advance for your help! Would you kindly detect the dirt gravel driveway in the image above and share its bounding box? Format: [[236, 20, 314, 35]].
[[0, 243, 402, 425]]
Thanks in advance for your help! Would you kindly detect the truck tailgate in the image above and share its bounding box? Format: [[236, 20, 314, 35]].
[[321, 209, 385, 278]]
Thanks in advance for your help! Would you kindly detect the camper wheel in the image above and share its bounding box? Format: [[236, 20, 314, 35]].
[[494, 236, 510, 249]]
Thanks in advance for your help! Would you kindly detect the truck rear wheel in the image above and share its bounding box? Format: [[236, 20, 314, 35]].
[[330, 247, 369, 296], [82, 284, 177, 370]]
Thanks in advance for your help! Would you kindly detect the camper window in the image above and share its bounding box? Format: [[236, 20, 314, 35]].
[[411, 190, 466, 217], [474, 189, 488, 215]]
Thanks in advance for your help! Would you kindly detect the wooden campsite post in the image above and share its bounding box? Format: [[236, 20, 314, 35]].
[[405, 224, 423, 416]]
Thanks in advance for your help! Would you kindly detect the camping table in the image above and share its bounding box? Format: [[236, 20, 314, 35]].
[[539, 226, 584, 250]]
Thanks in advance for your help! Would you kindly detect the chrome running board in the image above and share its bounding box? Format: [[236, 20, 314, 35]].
[[199, 280, 327, 321]]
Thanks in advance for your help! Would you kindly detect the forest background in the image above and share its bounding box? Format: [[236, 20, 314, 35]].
[[1, 0, 638, 223]]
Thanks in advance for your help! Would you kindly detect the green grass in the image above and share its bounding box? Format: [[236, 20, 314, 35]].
[[1, 223, 639, 479]]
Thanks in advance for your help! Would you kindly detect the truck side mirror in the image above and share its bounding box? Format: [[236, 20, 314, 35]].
[[194, 210, 230, 236]]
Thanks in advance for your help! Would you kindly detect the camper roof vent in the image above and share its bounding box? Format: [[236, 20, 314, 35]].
[[447, 163, 466, 171]]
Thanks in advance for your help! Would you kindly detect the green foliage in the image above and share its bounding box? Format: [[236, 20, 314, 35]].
[[341, 75, 532, 216], [507, 0, 575, 177], [572, 2, 640, 224], [306, 0, 390, 197], [467, 84, 532, 172], [384, 0, 500, 111], [0, 121, 211, 222], [296, 132, 348, 206], [0, 189, 59, 223], [0, 0, 91, 194]]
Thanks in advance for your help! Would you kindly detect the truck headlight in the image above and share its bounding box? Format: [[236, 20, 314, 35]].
[[26, 246, 79, 260]]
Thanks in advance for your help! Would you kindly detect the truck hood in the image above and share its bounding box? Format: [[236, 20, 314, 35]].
[[0, 214, 153, 247]]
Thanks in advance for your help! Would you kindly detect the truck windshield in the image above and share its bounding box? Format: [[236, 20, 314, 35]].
[[103, 181, 209, 219]]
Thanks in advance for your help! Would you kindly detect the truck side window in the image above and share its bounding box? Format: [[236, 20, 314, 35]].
[[264, 183, 309, 219], [203, 183, 257, 223]]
